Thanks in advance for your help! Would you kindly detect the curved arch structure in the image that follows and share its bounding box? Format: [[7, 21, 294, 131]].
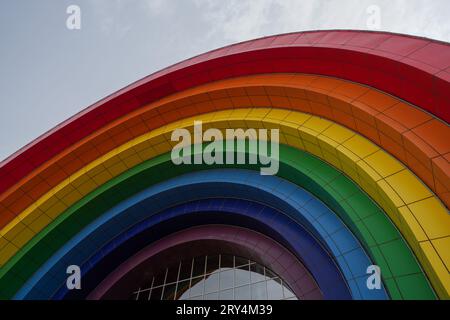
[[16, 170, 384, 300], [0, 30, 449, 300], [87, 224, 326, 300], [0, 146, 431, 299]]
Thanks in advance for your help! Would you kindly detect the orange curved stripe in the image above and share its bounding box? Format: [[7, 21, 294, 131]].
[[0, 74, 448, 230]]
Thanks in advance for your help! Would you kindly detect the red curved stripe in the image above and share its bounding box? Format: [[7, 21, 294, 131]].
[[1, 30, 449, 194]]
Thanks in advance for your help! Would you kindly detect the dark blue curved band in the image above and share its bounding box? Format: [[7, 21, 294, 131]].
[[58, 199, 340, 299], [18, 170, 387, 300]]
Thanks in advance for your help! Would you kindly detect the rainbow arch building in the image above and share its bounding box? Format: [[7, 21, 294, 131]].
[[0, 30, 449, 300]]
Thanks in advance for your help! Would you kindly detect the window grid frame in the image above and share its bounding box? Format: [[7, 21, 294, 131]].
[[132, 254, 297, 301]]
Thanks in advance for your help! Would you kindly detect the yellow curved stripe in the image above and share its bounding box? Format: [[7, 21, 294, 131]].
[[0, 108, 449, 297]]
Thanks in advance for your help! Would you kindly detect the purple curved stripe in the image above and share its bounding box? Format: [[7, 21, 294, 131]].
[[88, 225, 323, 300]]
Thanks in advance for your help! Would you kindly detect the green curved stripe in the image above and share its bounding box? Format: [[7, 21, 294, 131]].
[[0, 144, 435, 300]]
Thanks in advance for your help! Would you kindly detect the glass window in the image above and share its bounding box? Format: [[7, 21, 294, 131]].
[[205, 255, 220, 274], [205, 292, 219, 300], [179, 259, 192, 280], [251, 281, 267, 300], [192, 256, 206, 278], [189, 277, 204, 297], [219, 269, 234, 290], [235, 285, 251, 300], [219, 288, 234, 300], [135, 289, 150, 301], [267, 278, 283, 300], [250, 264, 265, 283], [220, 254, 234, 268], [265, 268, 277, 280], [234, 256, 249, 267], [235, 265, 250, 285], [283, 284, 296, 299], [204, 273, 219, 293], [176, 280, 191, 299], [152, 270, 166, 287], [162, 283, 177, 300], [149, 286, 163, 300], [166, 264, 179, 284], [133, 254, 297, 301]]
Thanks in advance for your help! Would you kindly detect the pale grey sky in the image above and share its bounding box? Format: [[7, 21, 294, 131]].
[[1, 0, 449, 161]]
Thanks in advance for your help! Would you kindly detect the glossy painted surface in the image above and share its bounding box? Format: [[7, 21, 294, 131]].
[[1, 74, 448, 228], [1, 31, 449, 196], [18, 170, 376, 300], [87, 225, 323, 300], [1, 109, 447, 298], [0, 31, 448, 300], [0, 147, 432, 300]]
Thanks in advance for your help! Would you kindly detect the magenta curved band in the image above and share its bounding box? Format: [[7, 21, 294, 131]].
[[88, 225, 323, 300]]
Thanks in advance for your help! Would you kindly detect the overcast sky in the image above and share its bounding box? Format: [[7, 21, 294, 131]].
[[1, 0, 449, 161]]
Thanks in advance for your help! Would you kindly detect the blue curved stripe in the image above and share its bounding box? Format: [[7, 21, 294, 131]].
[[58, 198, 341, 299], [17, 169, 387, 300]]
